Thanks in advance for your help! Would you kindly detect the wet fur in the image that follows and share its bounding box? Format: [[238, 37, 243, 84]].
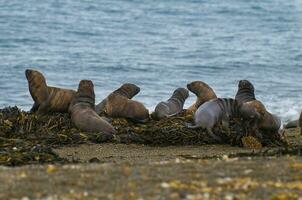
[[235, 80, 281, 132], [25, 69, 76, 114], [96, 83, 149, 123], [187, 81, 217, 112], [69, 80, 116, 134], [153, 88, 189, 119]]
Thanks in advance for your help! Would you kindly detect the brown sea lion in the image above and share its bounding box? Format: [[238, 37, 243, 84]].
[[95, 83, 149, 123], [25, 69, 76, 114], [152, 88, 189, 120], [234, 80, 281, 132], [69, 80, 116, 134], [187, 81, 217, 112], [95, 83, 140, 114]]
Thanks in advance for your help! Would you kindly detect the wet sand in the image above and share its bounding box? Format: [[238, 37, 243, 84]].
[[1, 128, 302, 200]]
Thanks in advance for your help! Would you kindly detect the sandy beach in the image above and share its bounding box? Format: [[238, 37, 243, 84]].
[[0, 127, 301, 200]]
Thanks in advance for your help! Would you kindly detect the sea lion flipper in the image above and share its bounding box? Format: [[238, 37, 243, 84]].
[[206, 128, 222, 143], [30, 102, 39, 113], [185, 122, 200, 129], [36, 100, 51, 115]]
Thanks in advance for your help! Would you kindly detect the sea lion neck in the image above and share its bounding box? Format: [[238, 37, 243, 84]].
[[76, 80, 95, 107]]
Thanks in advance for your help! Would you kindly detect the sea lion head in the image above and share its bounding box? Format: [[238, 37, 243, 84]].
[[187, 81, 216, 98], [173, 88, 189, 101], [25, 69, 48, 103], [76, 80, 95, 106], [239, 103, 261, 121], [25, 69, 46, 85], [238, 80, 254, 92], [114, 83, 140, 99]]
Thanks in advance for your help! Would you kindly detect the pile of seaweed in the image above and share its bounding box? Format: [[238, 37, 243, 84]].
[[0, 106, 285, 166]]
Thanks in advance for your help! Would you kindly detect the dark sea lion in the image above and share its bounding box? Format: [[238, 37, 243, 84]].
[[69, 80, 116, 134], [235, 80, 256, 104], [187, 98, 240, 141], [25, 69, 76, 114], [187, 81, 217, 112], [95, 83, 149, 123], [152, 88, 189, 120], [234, 80, 281, 132], [284, 120, 298, 129]]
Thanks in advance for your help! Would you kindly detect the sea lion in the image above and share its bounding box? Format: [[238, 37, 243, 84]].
[[284, 120, 298, 129], [187, 98, 240, 142], [235, 80, 256, 104], [95, 83, 140, 114], [187, 81, 217, 112], [69, 80, 116, 134], [234, 80, 281, 132], [95, 83, 149, 123], [152, 88, 189, 120], [25, 69, 76, 114]]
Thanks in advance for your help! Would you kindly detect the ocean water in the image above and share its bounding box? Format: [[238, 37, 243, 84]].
[[1, 0, 302, 122]]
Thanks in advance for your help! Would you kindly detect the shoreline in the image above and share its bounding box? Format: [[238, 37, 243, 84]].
[[0, 127, 302, 199]]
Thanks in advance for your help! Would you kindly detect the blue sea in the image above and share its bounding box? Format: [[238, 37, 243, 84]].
[[1, 0, 302, 122]]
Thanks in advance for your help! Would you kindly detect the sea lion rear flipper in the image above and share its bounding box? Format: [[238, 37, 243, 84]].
[[185, 122, 200, 129], [206, 128, 223, 143]]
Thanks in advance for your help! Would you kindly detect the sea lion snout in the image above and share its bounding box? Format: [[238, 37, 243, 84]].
[[25, 69, 32, 79], [25, 69, 40, 80], [239, 104, 261, 120]]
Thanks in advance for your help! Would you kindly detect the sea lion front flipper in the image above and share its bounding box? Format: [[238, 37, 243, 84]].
[[36, 100, 51, 115], [30, 102, 39, 113]]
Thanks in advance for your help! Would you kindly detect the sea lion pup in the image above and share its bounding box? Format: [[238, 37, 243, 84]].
[[152, 88, 189, 120], [95, 83, 140, 114], [235, 80, 256, 104], [95, 83, 149, 123], [284, 120, 299, 129], [69, 80, 116, 134], [234, 80, 281, 132], [25, 69, 76, 114], [186, 98, 240, 142], [187, 81, 217, 112]]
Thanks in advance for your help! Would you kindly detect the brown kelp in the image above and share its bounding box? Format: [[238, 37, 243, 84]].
[[0, 107, 285, 166]]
